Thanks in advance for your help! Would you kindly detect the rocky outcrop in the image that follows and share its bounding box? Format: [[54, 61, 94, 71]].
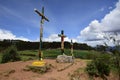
[[56, 54, 74, 63]]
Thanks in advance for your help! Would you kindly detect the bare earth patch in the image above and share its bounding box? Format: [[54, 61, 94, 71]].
[[0, 59, 118, 80], [0, 59, 86, 80]]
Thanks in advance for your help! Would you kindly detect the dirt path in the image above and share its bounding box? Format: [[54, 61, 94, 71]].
[[0, 59, 87, 80], [37, 59, 87, 80]]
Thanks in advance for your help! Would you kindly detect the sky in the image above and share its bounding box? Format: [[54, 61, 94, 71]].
[[0, 0, 120, 46]]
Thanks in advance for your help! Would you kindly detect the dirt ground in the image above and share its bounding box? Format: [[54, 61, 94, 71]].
[[0, 59, 118, 80], [0, 59, 87, 80]]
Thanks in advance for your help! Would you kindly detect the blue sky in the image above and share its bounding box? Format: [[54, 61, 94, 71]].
[[0, 0, 120, 46]]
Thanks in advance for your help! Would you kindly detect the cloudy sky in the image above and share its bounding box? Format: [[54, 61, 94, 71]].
[[0, 0, 120, 46]]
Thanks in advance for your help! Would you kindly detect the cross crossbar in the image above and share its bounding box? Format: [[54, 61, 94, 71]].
[[34, 7, 49, 22]]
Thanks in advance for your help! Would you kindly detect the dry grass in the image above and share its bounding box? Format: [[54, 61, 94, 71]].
[[0, 69, 15, 77], [23, 64, 52, 74]]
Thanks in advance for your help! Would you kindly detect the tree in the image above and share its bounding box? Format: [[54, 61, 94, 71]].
[[104, 32, 120, 79], [1, 45, 21, 63], [96, 45, 106, 52]]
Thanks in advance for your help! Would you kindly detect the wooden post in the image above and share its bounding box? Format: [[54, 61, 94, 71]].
[[34, 7, 49, 61], [71, 40, 74, 57]]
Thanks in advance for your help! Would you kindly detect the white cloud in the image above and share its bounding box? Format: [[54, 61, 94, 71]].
[[15, 36, 30, 41], [79, 0, 120, 46], [80, 20, 104, 40], [0, 29, 16, 39], [43, 34, 60, 42], [0, 28, 30, 41], [42, 34, 78, 43], [101, 0, 120, 32]]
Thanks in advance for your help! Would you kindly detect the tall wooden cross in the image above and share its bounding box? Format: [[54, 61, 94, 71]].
[[58, 30, 66, 55], [71, 40, 74, 57], [34, 7, 49, 61]]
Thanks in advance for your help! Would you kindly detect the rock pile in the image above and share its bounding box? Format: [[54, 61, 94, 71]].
[[56, 54, 74, 63]]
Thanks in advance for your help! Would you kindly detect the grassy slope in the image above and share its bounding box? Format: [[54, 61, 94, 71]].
[[18, 49, 100, 61], [0, 49, 100, 62]]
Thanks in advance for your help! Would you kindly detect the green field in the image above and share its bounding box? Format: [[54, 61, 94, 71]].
[[18, 49, 100, 61], [0, 49, 101, 62]]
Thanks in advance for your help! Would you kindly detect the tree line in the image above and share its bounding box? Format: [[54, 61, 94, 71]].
[[0, 39, 94, 51]]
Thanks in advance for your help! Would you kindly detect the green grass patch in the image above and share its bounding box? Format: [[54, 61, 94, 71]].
[[74, 50, 100, 59], [18, 50, 38, 61], [19, 50, 37, 56], [0, 54, 2, 63], [18, 49, 100, 61], [0, 49, 100, 62], [43, 49, 61, 58]]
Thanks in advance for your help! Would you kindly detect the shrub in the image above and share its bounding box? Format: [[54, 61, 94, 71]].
[[1, 45, 21, 63], [86, 62, 98, 77], [95, 54, 111, 77], [86, 54, 111, 80]]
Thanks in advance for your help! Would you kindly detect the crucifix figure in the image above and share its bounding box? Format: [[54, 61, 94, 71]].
[[34, 7, 49, 61], [58, 30, 66, 55]]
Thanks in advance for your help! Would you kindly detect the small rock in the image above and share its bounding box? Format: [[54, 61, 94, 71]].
[[56, 54, 74, 63]]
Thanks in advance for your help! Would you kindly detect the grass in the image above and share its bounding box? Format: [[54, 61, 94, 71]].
[[19, 50, 37, 56], [70, 67, 86, 80], [0, 54, 2, 63], [74, 50, 100, 59], [0, 49, 100, 62], [19, 49, 100, 61], [44, 49, 62, 58], [18, 50, 38, 61]]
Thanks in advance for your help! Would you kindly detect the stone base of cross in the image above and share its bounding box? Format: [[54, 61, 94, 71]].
[[32, 60, 46, 67]]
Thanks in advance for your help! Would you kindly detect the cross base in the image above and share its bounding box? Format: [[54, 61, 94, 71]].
[[32, 60, 46, 67]]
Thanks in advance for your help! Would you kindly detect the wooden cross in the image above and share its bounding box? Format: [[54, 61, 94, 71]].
[[58, 30, 66, 55], [34, 7, 49, 61], [71, 40, 74, 57], [34, 7, 49, 23]]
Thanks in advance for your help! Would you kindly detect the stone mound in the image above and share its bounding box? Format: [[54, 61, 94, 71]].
[[56, 54, 74, 63]]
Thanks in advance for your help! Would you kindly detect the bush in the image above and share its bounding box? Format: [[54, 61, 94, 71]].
[[95, 54, 111, 77], [86, 62, 98, 77], [1, 45, 21, 63], [86, 54, 111, 80]]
